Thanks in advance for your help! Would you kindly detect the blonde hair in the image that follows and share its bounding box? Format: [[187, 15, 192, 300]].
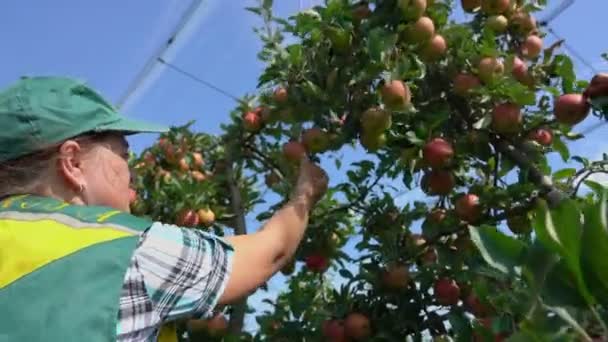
[[0, 132, 118, 198]]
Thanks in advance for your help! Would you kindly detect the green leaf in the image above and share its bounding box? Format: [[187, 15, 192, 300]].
[[583, 180, 606, 196], [572, 156, 589, 167], [469, 225, 526, 275], [533, 199, 593, 304], [262, 0, 273, 10], [580, 192, 608, 304], [552, 168, 576, 180], [286, 44, 303, 66], [542, 259, 588, 307], [552, 137, 570, 162], [338, 269, 354, 279], [367, 28, 398, 63], [552, 55, 576, 93]]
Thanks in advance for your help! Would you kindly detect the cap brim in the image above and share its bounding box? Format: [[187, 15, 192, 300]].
[[95, 117, 169, 135]]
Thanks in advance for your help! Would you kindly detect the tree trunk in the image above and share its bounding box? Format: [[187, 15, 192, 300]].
[[225, 157, 248, 334]]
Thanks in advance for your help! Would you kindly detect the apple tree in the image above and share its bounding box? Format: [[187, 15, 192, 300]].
[[130, 0, 608, 341]]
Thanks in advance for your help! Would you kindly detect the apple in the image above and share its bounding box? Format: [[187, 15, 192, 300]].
[[506, 214, 532, 234], [527, 128, 553, 146], [305, 254, 329, 273], [243, 110, 262, 132], [301, 127, 330, 153], [322, 319, 347, 342], [282, 141, 307, 162], [352, 2, 371, 21], [485, 15, 508, 32], [206, 314, 229, 337], [143, 152, 156, 167], [344, 313, 372, 340], [423, 138, 454, 168], [178, 158, 190, 172], [434, 278, 461, 305], [510, 56, 528, 83], [453, 73, 481, 97], [428, 208, 447, 224], [191, 170, 207, 182], [554, 93, 590, 126], [265, 172, 281, 187], [521, 35, 543, 59], [455, 193, 482, 223], [192, 152, 204, 168], [177, 209, 200, 227], [380, 80, 411, 110], [327, 27, 352, 53], [478, 57, 504, 84], [382, 264, 410, 290], [408, 16, 435, 43], [510, 10, 537, 34], [398, 0, 427, 20], [128, 188, 137, 205], [421, 34, 447, 62], [423, 170, 456, 195], [491, 102, 522, 134], [481, 0, 510, 14], [274, 86, 288, 103], [360, 132, 387, 152], [461, 0, 481, 12], [361, 107, 392, 133], [197, 208, 215, 227], [465, 292, 493, 317], [420, 248, 438, 265]]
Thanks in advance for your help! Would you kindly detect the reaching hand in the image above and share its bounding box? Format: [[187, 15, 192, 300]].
[[584, 73, 608, 99], [293, 156, 329, 206]]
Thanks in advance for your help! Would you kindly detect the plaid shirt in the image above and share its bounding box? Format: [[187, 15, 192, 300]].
[[116, 222, 234, 341]]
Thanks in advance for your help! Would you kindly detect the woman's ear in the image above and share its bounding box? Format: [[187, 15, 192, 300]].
[[56, 140, 86, 193]]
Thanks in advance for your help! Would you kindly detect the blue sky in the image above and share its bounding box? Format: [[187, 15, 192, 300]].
[[2, 0, 607, 333]]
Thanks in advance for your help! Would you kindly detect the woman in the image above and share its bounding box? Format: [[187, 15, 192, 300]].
[[0, 76, 328, 342]]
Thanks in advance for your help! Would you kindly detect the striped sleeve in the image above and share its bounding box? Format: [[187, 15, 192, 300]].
[[135, 222, 234, 321]]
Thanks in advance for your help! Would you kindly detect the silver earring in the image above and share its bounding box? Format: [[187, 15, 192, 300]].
[[78, 184, 85, 193]]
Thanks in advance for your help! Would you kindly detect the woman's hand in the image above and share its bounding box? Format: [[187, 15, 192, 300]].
[[293, 156, 329, 206]]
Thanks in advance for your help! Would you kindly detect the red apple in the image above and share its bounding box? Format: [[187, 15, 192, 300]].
[[527, 128, 553, 146], [191, 170, 207, 182], [428, 208, 447, 224], [465, 293, 493, 317], [352, 2, 371, 21], [197, 208, 215, 227], [478, 57, 504, 83], [243, 111, 262, 132], [274, 86, 288, 103], [177, 209, 200, 227], [282, 141, 307, 162], [265, 172, 281, 187], [382, 264, 410, 290], [305, 254, 329, 273], [455, 193, 482, 223], [301, 127, 330, 153], [344, 313, 372, 340], [398, 0, 427, 20], [554, 93, 590, 126], [485, 15, 508, 32], [434, 278, 461, 305], [192, 152, 205, 168], [461, 0, 481, 12], [421, 34, 447, 62], [206, 314, 229, 337], [381, 80, 411, 110], [420, 248, 438, 265], [510, 11, 537, 34], [491, 102, 522, 134], [322, 319, 347, 342], [481, 0, 510, 14], [453, 73, 481, 97], [521, 35, 543, 59], [423, 170, 456, 195], [510, 56, 528, 83], [409, 16, 435, 43], [361, 107, 392, 133], [423, 138, 454, 168]]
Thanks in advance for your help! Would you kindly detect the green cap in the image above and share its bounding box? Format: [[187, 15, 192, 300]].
[[0, 76, 168, 162]]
